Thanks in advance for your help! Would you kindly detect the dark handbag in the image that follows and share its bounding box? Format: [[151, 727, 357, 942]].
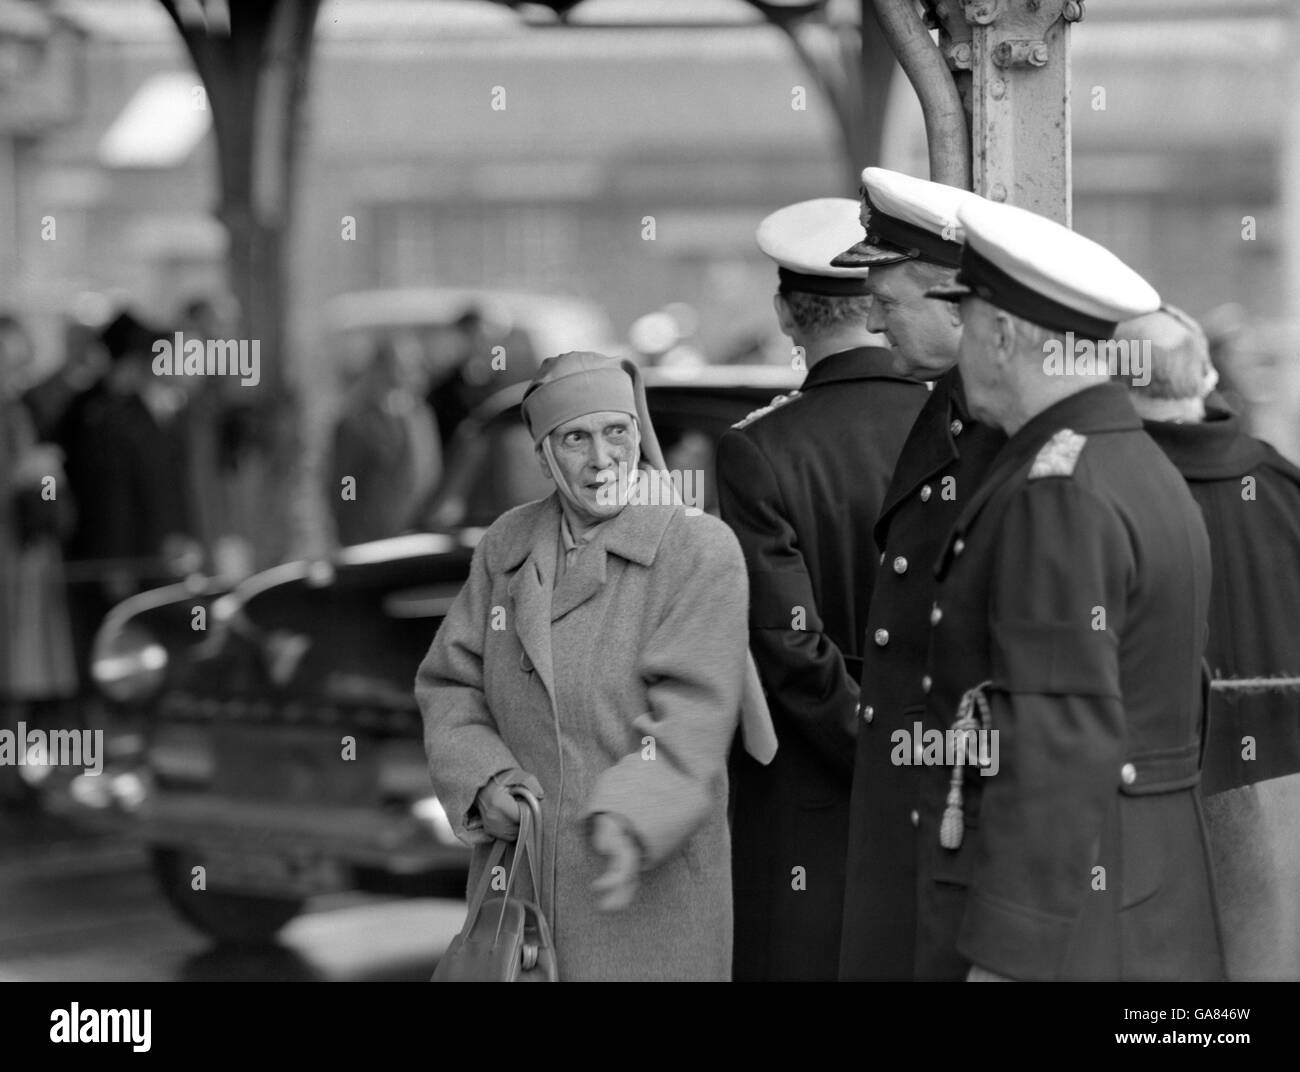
[[431, 787, 558, 982]]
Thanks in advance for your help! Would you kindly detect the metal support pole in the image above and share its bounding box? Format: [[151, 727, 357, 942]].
[[965, 0, 1077, 224], [1281, 0, 1300, 324]]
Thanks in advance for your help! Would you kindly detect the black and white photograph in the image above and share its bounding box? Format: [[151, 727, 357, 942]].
[[0, 0, 1296, 1045]]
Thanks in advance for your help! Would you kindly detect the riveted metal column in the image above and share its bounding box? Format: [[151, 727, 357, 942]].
[[1282, 0, 1300, 323], [965, 0, 1079, 224]]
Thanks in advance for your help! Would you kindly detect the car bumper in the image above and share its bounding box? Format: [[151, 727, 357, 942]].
[[139, 792, 470, 875]]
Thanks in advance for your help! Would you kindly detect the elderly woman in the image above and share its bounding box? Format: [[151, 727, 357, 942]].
[[415, 351, 754, 981]]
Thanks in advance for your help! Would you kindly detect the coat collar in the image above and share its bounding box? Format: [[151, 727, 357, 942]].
[[1141, 399, 1267, 480], [501, 491, 679, 705], [801, 346, 922, 391], [950, 381, 1141, 542], [496, 487, 677, 572], [877, 366, 971, 523]]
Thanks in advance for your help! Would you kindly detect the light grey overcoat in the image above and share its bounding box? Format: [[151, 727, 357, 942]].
[[414, 493, 749, 981]]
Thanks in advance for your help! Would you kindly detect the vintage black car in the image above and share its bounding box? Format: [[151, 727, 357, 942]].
[[84, 364, 800, 944]]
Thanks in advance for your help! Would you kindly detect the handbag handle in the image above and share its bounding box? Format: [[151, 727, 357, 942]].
[[459, 786, 545, 945], [491, 787, 544, 949]]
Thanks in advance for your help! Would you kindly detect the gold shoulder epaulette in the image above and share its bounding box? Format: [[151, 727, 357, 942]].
[[1029, 428, 1087, 479], [731, 389, 802, 430]]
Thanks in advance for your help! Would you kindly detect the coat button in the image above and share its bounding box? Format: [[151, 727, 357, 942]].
[[874, 628, 890, 647], [921, 674, 932, 694], [951, 418, 964, 437], [920, 484, 932, 502], [953, 538, 965, 556], [929, 604, 943, 626], [893, 556, 908, 575], [910, 809, 920, 827], [1121, 762, 1137, 786], [862, 704, 874, 724]]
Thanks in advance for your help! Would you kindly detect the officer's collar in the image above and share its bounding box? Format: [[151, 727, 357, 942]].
[[875, 367, 970, 524], [1141, 399, 1266, 480], [947, 381, 1140, 544], [1005, 380, 1140, 451], [801, 346, 920, 390]]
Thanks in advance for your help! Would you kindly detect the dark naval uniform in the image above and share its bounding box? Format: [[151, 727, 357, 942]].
[[1145, 398, 1300, 980], [717, 346, 928, 981], [916, 383, 1223, 981], [1143, 400, 1300, 794], [838, 368, 1005, 980]]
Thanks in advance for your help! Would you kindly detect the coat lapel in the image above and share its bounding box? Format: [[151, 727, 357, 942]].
[[876, 369, 961, 531], [505, 499, 561, 710], [551, 496, 675, 623], [500, 492, 678, 704], [550, 548, 607, 622]]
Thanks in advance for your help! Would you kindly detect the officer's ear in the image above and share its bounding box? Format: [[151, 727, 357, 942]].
[[773, 292, 797, 337], [992, 310, 1018, 366], [536, 443, 553, 481]]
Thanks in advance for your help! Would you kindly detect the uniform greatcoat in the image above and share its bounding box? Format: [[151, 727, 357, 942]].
[[839, 369, 1005, 980], [918, 383, 1224, 981], [716, 346, 927, 980], [415, 492, 749, 981]]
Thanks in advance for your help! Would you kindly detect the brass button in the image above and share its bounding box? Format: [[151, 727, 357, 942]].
[[921, 674, 933, 694], [874, 628, 890, 647], [920, 485, 932, 502], [1121, 762, 1137, 786], [862, 705, 874, 724], [953, 538, 965, 556], [950, 418, 964, 437], [929, 604, 943, 626], [910, 809, 920, 827], [893, 556, 908, 575]]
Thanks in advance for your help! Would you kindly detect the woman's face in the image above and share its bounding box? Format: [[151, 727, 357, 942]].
[[543, 410, 639, 524]]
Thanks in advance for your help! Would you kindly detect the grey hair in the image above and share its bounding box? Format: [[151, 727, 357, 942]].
[[1120, 304, 1213, 400]]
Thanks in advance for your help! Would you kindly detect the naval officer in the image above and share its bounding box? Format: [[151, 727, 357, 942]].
[[832, 169, 1006, 980], [717, 197, 928, 980], [918, 198, 1224, 981]]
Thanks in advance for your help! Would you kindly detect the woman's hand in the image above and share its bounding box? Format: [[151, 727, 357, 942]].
[[476, 780, 522, 840], [591, 813, 641, 911], [474, 771, 543, 841]]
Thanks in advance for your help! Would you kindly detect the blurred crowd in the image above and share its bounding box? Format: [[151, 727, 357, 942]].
[[0, 294, 558, 812]]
